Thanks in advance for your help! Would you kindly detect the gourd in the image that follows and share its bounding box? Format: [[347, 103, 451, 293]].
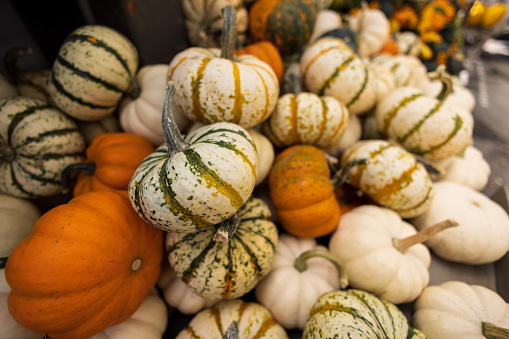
[[329, 204, 458, 304], [62, 132, 155, 196], [90, 288, 168, 339], [309, 9, 343, 43], [175, 299, 289, 338], [128, 83, 258, 233], [119, 64, 192, 146], [413, 281, 509, 339], [47, 25, 139, 121], [410, 180, 509, 265], [5, 190, 164, 339], [341, 139, 435, 218], [255, 234, 348, 330], [167, 196, 278, 300], [302, 289, 427, 338], [268, 144, 341, 238], [369, 54, 412, 88], [423, 73, 476, 112], [248, 128, 274, 186], [1, 194, 42, 339], [300, 37, 378, 115], [0, 96, 86, 198], [248, 0, 317, 56], [77, 114, 121, 144], [235, 41, 284, 84], [325, 112, 362, 158], [168, 6, 279, 129], [375, 68, 474, 160], [348, 6, 391, 59], [182, 0, 249, 48], [395, 31, 422, 56]]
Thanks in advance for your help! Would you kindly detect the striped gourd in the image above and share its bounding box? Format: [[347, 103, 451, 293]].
[[0, 97, 86, 198], [167, 196, 278, 300], [176, 299, 289, 339], [47, 25, 139, 121], [303, 289, 427, 339], [262, 92, 350, 150], [168, 7, 279, 129], [300, 37, 378, 115], [128, 83, 258, 233], [341, 140, 434, 218]]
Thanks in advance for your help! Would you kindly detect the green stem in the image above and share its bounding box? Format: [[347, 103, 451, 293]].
[[428, 65, 453, 102], [129, 85, 141, 99], [61, 163, 96, 193], [483, 322, 509, 339], [213, 213, 241, 244], [330, 159, 368, 188], [162, 82, 190, 157], [0, 256, 7, 269], [294, 250, 349, 289], [4, 46, 33, 85], [220, 5, 237, 60]]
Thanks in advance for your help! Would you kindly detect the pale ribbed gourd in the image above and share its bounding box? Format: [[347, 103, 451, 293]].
[[128, 83, 258, 233], [47, 25, 139, 121], [168, 6, 279, 129], [300, 37, 378, 115], [341, 140, 434, 218], [167, 197, 278, 300], [0, 97, 86, 198]]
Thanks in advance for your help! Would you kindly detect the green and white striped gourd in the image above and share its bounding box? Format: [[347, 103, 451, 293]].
[[375, 69, 474, 160], [167, 196, 278, 300], [176, 299, 289, 339], [300, 37, 378, 115], [341, 139, 434, 218], [0, 97, 86, 198], [303, 289, 427, 339], [128, 83, 258, 233], [47, 25, 139, 121], [262, 92, 349, 150]]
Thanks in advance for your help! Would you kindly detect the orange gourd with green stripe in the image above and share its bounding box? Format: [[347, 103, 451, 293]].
[[168, 6, 279, 129], [269, 144, 341, 238]]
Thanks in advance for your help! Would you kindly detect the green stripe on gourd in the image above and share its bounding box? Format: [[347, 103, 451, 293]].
[[128, 82, 258, 233], [167, 197, 278, 300]]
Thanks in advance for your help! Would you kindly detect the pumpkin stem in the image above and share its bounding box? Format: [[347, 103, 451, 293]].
[[214, 213, 241, 244], [220, 5, 237, 61], [162, 82, 190, 157], [61, 163, 96, 194], [330, 159, 368, 188], [482, 322, 509, 339], [224, 320, 239, 339], [0, 256, 7, 269], [393, 219, 459, 253], [294, 250, 349, 289], [0, 144, 16, 162], [128, 85, 141, 99], [428, 65, 453, 102], [4, 46, 33, 85]]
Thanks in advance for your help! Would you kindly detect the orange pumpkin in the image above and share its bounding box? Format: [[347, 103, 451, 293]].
[[378, 38, 400, 55], [63, 132, 155, 196], [268, 145, 341, 238], [334, 182, 371, 214], [5, 190, 164, 339], [236, 41, 284, 84]]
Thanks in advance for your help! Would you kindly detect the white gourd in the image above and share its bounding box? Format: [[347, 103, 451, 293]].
[[326, 112, 362, 158], [309, 10, 343, 42], [348, 7, 391, 59]]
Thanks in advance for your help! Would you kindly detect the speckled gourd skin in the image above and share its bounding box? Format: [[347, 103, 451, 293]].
[[168, 48, 279, 129], [341, 140, 434, 218], [0, 97, 86, 198], [128, 122, 258, 233], [176, 299, 289, 339], [47, 25, 139, 121], [167, 197, 278, 300], [303, 289, 427, 339], [262, 92, 349, 149]]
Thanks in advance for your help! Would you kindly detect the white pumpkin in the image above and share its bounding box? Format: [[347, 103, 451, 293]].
[[119, 64, 192, 146], [368, 61, 396, 102], [309, 9, 343, 42], [423, 74, 476, 112], [413, 281, 509, 339], [348, 6, 391, 59], [369, 54, 412, 88], [326, 112, 362, 158], [395, 31, 422, 56], [255, 234, 348, 330], [411, 181, 509, 264]]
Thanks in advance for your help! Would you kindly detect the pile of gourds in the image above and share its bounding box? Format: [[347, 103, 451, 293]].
[[1, 0, 508, 338]]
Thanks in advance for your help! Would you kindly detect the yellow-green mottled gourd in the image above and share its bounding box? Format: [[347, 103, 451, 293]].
[[128, 83, 258, 233]]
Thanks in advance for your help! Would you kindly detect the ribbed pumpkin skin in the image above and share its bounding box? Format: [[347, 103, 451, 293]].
[[300, 37, 378, 115], [128, 122, 258, 233], [262, 92, 349, 149], [5, 191, 164, 339], [0, 97, 86, 198], [73, 132, 155, 196], [269, 145, 340, 238], [168, 48, 279, 129], [249, 0, 317, 56], [235, 41, 284, 84], [341, 140, 434, 218], [167, 197, 278, 300], [303, 289, 426, 338], [176, 299, 289, 339], [47, 25, 139, 121]]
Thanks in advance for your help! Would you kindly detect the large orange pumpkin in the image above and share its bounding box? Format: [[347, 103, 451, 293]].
[[235, 41, 284, 84], [5, 190, 164, 339], [268, 145, 341, 238], [63, 132, 155, 196]]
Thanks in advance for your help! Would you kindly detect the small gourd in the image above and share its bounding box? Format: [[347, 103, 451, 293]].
[[348, 6, 391, 59], [235, 41, 284, 84], [309, 9, 343, 43], [325, 112, 362, 158], [423, 73, 476, 112], [247, 128, 274, 186]]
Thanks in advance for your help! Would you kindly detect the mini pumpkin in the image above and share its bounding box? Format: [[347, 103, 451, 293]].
[[235, 41, 284, 84], [348, 6, 391, 58], [309, 9, 343, 43]]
